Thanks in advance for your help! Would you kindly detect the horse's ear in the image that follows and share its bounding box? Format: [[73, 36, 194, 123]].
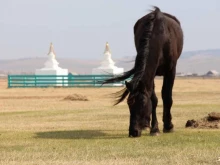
[[125, 81, 133, 92]]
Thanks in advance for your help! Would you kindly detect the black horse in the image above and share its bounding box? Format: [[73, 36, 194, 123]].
[[104, 7, 183, 137]]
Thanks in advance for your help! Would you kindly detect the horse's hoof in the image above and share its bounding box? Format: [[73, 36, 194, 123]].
[[150, 132, 160, 136], [163, 128, 174, 133]]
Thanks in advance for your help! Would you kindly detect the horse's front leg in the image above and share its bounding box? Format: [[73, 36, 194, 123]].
[[162, 68, 176, 133], [150, 82, 160, 136]]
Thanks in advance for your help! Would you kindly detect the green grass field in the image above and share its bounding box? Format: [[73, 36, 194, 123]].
[[0, 78, 220, 165]]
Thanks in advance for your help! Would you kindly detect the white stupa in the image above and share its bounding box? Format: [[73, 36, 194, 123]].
[[92, 42, 124, 75], [35, 43, 68, 86]]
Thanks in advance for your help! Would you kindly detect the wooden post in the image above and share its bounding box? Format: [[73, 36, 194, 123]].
[[8, 75, 11, 88], [94, 76, 96, 86], [62, 76, 64, 87]]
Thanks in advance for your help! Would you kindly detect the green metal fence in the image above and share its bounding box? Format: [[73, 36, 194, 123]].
[[8, 74, 126, 88]]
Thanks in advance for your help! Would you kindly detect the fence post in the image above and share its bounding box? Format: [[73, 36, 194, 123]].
[[35, 75, 37, 87], [62, 76, 64, 87], [8, 75, 11, 88], [72, 75, 74, 87], [23, 76, 26, 87], [94, 76, 96, 86]]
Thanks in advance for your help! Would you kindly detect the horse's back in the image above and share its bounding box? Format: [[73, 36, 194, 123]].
[[163, 14, 183, 59], [134, 11, 183, 58], [155, 14, 183, 75], [133, 9, 183, 75]]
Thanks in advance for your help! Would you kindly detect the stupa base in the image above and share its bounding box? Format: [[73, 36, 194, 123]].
[[92, 68, 124, 87], [35, 68, 68, 86]]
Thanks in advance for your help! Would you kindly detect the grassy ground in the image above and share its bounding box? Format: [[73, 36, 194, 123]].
[[0, 78, 220, 165]]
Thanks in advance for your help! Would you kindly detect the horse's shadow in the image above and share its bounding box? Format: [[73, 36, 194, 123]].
[[34, 130, 126, 140]]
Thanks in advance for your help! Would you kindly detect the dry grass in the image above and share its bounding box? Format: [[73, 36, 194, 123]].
[[0, 78, 220, 165]]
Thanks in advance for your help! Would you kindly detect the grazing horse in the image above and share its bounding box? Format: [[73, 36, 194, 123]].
[[104, 6, 183, 137]]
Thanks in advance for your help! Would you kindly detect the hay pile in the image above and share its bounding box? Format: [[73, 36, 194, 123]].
[[186, 112, 220, 129], [63, 94, 88, 101]]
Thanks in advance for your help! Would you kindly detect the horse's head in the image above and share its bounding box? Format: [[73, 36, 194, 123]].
[[125, 81, 152, 137]]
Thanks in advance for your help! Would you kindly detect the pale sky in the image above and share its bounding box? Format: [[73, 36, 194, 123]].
[[0, 0, 220, 60]]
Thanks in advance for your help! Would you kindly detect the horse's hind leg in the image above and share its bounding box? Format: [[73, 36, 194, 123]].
[[162, 67, 176, 133], [150, 87, 160, 136]]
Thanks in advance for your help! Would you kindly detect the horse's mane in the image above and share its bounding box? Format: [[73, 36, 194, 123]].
[[103, 6, 163, 105], [163, 12, 180, 25]]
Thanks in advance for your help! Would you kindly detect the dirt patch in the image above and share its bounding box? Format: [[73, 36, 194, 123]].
[[186, 112, 220, 129], [208, 112, 220, 120], [63, 94, 89, 101]]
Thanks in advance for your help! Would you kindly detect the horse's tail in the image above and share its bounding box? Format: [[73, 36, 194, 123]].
[[131, 6, 163, 90], [101, 68, 134, 105], [113, 87, 130, 105], [102, 68, 135, 85]]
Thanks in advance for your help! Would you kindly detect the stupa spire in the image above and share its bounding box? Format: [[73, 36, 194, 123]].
[[104, 42, 111, 54], [48, 42, 56, 56], [35, 43, 69, 86], [92, 41, 124, 77]]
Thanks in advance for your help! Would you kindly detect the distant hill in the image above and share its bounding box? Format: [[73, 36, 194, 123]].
[[0, 57, 99, 74], [0, 49, 220, 75], [177, 49, 220, 74], [180, 49, 220, 59]]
